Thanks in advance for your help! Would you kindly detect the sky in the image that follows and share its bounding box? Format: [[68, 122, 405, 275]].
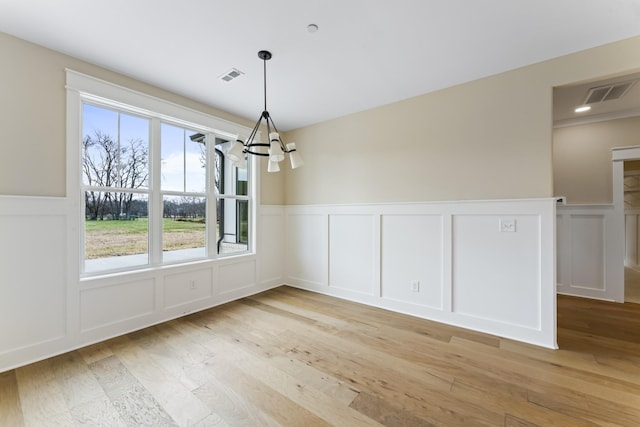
[[83, 103, 207, 193]]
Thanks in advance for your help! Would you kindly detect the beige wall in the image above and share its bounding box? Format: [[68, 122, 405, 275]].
[[284, 36, 640, 205], [553, 116, 640, 204], [0, 32, 285, 204], [4, 30, 640, 206]]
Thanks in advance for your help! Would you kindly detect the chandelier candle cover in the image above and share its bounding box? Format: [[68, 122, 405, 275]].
[[227, 50, 304, 172]]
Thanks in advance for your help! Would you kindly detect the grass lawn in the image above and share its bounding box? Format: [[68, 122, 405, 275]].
[[85, 217, 206, 259]]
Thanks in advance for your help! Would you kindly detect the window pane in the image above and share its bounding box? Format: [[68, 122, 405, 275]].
[[161, 123, 185, 191], [163, 195, 206, 262], [217, 197, 249, 255], [82, 104, 118, 187], [236, 167, 248, 196], [237, 200, 249, 242], [186, 130, 206, 193], [82, 104, 149, 190], [214, 148, 224, 194], [216, 140, 248, 195], [119, 113, 150, 189], [84, 191, 148, 272]]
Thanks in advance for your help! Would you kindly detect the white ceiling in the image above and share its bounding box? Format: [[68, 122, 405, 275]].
[[1, 0, 640, 130]]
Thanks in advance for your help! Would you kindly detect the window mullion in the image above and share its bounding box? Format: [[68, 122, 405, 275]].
[[206, 133, 217, 257], [149, 118, 163, 264]]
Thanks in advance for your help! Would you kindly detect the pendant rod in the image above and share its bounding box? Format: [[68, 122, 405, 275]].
[[263, 56, 267, 112]]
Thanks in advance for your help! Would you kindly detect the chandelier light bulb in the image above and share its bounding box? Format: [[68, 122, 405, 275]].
[[287, 143, 304, 169]]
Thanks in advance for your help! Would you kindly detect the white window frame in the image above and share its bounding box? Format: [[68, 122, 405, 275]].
[[66, 69, 258, 277]]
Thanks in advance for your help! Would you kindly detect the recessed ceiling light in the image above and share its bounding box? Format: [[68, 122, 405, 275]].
[[574, 105, 591, 113], [307, 24, 318, 33]]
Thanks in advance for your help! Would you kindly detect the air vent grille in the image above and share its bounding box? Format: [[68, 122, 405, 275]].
[[584, 81, 635, 104], [218, 68, 244, 82]]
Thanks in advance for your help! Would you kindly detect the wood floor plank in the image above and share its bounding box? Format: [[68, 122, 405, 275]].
[[202, 334, 380, 427], [447, 336, 640, 412], [127, 324, 213, 392], [88, 354, 177, 426], [49, 351, 125, 426], [15, 359, 75, 427], [349, 391, 438, 427], [0, 370, 25, 427], [107, 334, 213, 426], [192, 372, 279, 427], [201, 347, 332, 426], [76, 340, 114, 365], [449, 378, 599, 427], [198, 316, 361, 407]]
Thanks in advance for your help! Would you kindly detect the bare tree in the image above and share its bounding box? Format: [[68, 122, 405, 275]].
[[83, 130, 148, 220]]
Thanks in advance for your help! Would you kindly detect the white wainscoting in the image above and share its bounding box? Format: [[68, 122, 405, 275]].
[[625, 209, 640, 269], [285, 199, 557, 349], [0, 197, 69, 367], [0, 198, 285, 373], [556, 205, 623, 302]]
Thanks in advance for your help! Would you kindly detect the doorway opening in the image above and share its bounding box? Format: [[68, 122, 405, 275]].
[[623, 159, 640, 303]]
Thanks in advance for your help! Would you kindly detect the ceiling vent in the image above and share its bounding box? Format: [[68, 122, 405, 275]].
[[218, 68, 244, 82], [583, 81, 635, 104]]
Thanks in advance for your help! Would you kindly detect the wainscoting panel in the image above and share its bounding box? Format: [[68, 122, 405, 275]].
[[258, 206, 285, 286], [571, 215, 605, 290], [286, 199, 557, 348], [452, 214, 541, 329], [217, 258, 257, 297], [80, 278, 156, 332], [164, 268, 213, 309], [329, 214, 378, 296], [285, 212, 328, 288], [556, 214, 565, 288], [556, 205, 622, 301], [381, 214, 443, 309], [0, 202, 68, 357]]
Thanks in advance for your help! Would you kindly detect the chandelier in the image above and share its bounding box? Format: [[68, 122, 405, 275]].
[[227, 50, 304, 172]]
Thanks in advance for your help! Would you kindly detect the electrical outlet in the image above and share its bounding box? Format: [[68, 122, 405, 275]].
[[499, 219, 516, 233], [411, 280, 420, 292]]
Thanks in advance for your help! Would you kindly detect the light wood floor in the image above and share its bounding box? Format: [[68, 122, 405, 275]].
[[625, 267, 640, 303], [2, 286, 640, 426]]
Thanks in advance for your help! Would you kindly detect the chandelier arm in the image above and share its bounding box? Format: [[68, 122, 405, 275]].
[[245, 114, 264, 146], [267, 115, 279, 134], [244, 148, 270, 156], [266, 116, 272, 140]]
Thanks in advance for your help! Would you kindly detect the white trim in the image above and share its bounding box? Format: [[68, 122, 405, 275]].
[[66, 69, 254, 140], [613, 145, 640, 161]]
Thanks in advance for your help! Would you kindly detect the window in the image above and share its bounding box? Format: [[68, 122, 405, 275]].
[[215, 140, 250, 255], [71, 71, 255, 275], [82, 104, 151, 272], [160, 124, 208, 263]]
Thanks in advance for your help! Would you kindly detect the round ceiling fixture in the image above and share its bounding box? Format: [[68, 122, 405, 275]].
[[307, 24, 318, 33]]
